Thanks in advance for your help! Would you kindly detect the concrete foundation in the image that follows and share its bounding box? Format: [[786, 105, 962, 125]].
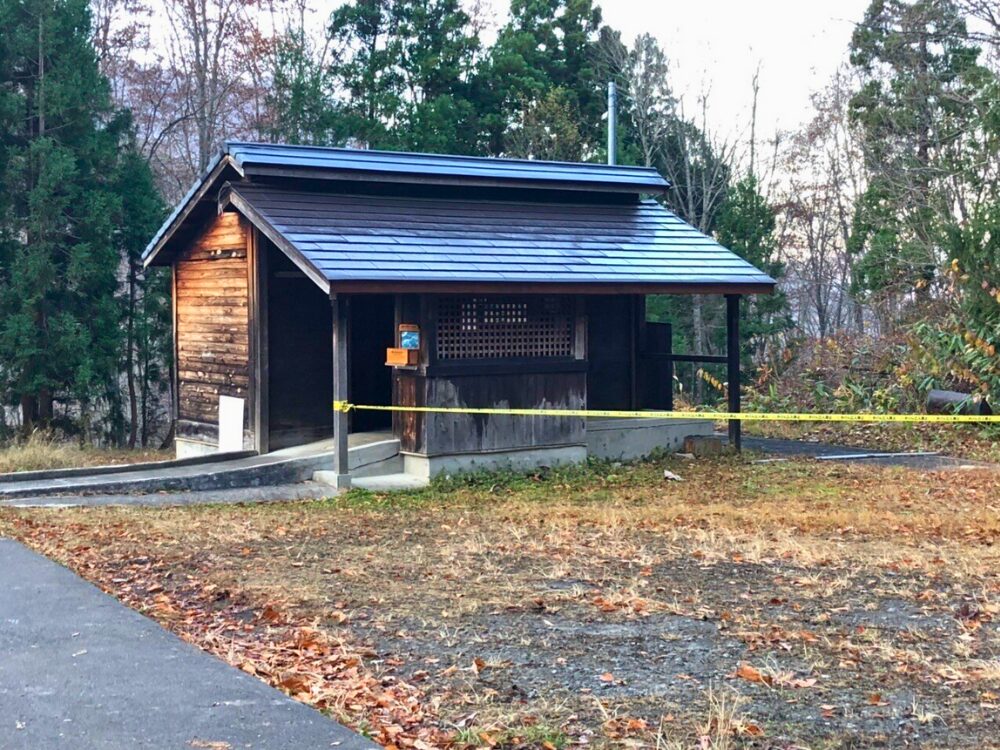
[[586, 417, 714, 461], [175, 437, 218, 459], [403, 444, 588, 479]]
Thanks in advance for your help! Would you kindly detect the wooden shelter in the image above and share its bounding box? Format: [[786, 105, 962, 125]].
[[144, 143, 774, 486]]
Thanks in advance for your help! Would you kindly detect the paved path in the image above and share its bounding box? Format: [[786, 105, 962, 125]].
[[0, 539, 372, 750], [0, 433, 395, 503], [3, 482, 334, 509], [735, 435, 990, 470]]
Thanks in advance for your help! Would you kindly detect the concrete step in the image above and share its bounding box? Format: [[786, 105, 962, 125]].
[[351, 473, 429, 491], [348, 438, 400, 472]]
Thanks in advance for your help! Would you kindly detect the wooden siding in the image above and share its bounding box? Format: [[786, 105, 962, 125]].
[[394, 371, 586, 456], [175, 212, 250, 427], [392, 293, 587, 456]]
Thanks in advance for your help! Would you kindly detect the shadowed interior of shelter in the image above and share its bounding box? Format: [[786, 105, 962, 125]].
[[265, 242, 333, 450], [349, 295, 394, 434]]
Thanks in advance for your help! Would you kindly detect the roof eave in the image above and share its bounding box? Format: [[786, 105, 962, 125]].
[[218, 184, 331, 294], [142, 153, 243, 268], [323, 279, 777, 296]]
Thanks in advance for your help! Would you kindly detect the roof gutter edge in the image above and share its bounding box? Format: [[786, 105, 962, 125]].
[[323, 280, 777, 296]]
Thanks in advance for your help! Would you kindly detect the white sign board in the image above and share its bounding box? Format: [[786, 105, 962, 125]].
[[218, 395, 245, 453]]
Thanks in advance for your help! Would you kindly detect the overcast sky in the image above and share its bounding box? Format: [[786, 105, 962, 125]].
[[503, 0, 873, 143], [304, 0, 874, 143]]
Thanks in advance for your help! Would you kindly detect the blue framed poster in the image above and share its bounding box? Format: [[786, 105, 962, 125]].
[[400, 327, 420, 350]]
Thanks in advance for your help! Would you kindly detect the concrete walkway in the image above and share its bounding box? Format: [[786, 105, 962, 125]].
[[734, 435, 990, 469], [3, 482, 334, 509], [0, 539, 373, 749], [0, 432, 396, 503]]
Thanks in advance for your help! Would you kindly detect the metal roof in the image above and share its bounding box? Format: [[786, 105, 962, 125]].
[[225, 141, 670, 193], [221, 183, 775, 293]]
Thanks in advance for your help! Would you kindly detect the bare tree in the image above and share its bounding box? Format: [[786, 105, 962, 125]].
[[664, 95, 739, 358], [777, 67, 868, 338], [600, 32, 674, 167], [154, 0, 279, 186]]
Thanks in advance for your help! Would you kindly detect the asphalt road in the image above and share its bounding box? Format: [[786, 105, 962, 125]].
[[0, 539, 372, 749]]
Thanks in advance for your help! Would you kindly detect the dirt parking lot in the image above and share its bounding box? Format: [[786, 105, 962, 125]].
[[3, 456, 999, 749]]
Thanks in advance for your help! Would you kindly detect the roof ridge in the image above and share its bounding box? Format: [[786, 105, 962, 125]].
[[223, 140, 665, 176]]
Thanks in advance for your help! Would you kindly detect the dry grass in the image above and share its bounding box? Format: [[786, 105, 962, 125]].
[[0, 432, 168, 474], [3, 456, 1000, 748]]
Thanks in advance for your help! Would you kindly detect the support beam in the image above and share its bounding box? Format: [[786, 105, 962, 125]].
[[330, 294, 351, 488], [726, 294, 742, 452], [248, 228, 269, 455]]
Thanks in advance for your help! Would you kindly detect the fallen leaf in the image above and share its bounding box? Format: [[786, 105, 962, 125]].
[[790, 677, 818, 689], [735, 663, 773, 686]]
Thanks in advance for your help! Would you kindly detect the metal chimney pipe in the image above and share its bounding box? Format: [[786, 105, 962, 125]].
[[607, 81, 617, 165]]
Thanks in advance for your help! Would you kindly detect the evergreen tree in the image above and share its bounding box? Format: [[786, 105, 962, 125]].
[[504, 87, 585, 161], [326, 0, 480, 152], [478, 0, 605, 156], [848, 0, 984, 303], [0, 0, 161, 436], [266, 24, 343, 145], [113, 146, 167, 447], [715, 176, 793, 365]]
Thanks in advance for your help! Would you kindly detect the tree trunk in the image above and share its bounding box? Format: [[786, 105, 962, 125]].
[[126, 261, 138, 449], [21, 395, 37, 435], [38, 387, 53, 426], [692, 294, 705, 402]]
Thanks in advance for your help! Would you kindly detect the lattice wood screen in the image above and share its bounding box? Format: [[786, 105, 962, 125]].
[[436, 296, 574, 360]]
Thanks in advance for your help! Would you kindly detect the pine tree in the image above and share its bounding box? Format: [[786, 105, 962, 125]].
[[0, 0, 161, 437]]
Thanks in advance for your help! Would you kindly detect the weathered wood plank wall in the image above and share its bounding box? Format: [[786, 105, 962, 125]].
[[395, 370, 586, 455], [392, 293, 587, 456], [174, 212, 250, 430]]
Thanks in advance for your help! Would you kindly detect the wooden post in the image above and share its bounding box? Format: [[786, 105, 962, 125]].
[[628, 295, 639, 409], [664, 323, 674, 412], [331, 293, 351, 488], [726, 294, 741, 452], [248, 228, 269, 455]]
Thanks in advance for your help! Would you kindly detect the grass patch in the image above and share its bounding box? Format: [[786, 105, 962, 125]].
[[0, 432, 168, 474], [2, 456, 999, 748]]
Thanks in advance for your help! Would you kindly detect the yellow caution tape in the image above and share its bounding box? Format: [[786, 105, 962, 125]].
[[332, 401, 1000, 424]]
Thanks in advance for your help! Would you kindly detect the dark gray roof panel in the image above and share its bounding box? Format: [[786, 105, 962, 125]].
[[225, 141, 669, 193], [225, 184, 775, 289]]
